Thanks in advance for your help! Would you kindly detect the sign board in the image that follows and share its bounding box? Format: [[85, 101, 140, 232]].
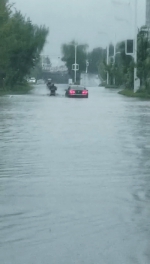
[[68, 78, 73, 85], [134, 77, 140, 92], [72, 64, 79, 71], [125, 39, 134, 55], [86, 60, 89, 67]]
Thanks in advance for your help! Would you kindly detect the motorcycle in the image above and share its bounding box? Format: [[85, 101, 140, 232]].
[[50, 85, 57, 96], [50, 87, 57, 96]]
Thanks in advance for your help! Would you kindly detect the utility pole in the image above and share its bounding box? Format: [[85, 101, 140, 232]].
[[134, 0, 139, 92], [74, 44, 77, 83], [112, 0, 140, 92], [113, 33, 116, 85], [71, 43, 79, 84], [107, 44, 109, 85]]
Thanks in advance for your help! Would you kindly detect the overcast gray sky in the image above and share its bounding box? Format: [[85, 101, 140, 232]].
[[14, 0, 146, 65]]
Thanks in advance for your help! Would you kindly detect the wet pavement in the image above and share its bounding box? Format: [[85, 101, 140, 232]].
[[0, 80, 150, 264]]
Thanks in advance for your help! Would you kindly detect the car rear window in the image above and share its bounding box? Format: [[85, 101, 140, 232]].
[[70, 86, 85, 90]]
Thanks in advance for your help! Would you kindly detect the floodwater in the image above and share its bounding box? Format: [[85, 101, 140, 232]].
[[0, 78, 150, 264]]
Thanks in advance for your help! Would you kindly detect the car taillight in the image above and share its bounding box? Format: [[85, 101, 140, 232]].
[[82, 90, 88, 94], [69, 90, 75, 94]]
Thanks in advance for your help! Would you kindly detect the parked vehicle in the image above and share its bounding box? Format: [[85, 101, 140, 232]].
[[28, 77, 36, 84], [65, 85, 88, 98]]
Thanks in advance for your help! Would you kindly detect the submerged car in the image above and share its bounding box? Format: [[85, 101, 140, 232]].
[[65, 85, 88, 98]]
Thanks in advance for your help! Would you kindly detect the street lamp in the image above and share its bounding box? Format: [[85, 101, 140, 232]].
[[69, 43, 79, 84], [114, 51, 121, 59], [109, 51, 121, 85], [112, 0, 139, 92], [113, 52, 121, 85], [74, 44, 77, 83], [134, 0, 139, 92], [112, 0, 131, 63]]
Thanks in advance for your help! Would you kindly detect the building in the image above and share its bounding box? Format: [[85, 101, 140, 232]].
[[146, 0, 150, 27], [41, 55, 51, 72]]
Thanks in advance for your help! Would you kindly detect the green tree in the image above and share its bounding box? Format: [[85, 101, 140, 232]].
[[5, 12, 49, 87], [137, 26, 150, 91], [61, 41, 88, 82], [0, 1, 49, 89], [88, 47, 105, 74], [0, 0, 13, 86], [116, 41, 133, 88], [97, 44, 115, 85]]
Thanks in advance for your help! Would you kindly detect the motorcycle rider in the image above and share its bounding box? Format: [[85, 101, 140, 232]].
[[47, 78, 52, 89], [47, 79, 57, 95], [50, 83, 57, 94]]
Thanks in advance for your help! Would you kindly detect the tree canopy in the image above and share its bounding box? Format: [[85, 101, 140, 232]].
[[87, 47, 105, 74], [61, 41, 88, 82], [98, 26, 150, 92], [0, 0, 49, 89]]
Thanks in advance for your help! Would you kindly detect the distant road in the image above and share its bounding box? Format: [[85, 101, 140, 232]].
[[80, 73, 100, 87]]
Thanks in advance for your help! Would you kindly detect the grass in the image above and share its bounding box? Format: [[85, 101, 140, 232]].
[[118, 89, 150, 99], [0, 83, 33, 96]]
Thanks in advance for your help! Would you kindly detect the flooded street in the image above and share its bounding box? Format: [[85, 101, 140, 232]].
[[0, 82, 150, 264]]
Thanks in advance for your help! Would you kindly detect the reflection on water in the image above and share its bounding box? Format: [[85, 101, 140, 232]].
[[0, 83, 150, 264]]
